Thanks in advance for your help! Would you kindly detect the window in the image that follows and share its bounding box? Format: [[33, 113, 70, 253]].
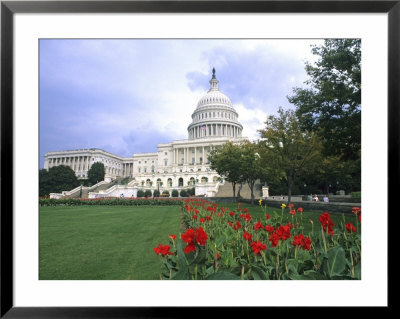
[[192, 157, 195, 163], [164, 152, 167, 155], [164, 160, 168, 166], [144, 167, 147, 173]]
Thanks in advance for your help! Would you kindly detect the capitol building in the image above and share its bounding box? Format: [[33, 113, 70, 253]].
[[45, 69, 250, 198]]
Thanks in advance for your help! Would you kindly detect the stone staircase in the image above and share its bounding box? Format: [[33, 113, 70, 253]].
[[215, 180, 263, 199], [66, 177, 128, 199]]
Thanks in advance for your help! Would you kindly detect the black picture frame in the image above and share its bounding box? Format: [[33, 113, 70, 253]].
[[1, 0, 395, 317]]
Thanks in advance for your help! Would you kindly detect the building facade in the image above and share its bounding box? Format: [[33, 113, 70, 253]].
[[44, 69, 247, 190]]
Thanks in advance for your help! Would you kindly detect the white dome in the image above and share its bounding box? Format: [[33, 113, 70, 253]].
[[187, 68, 243, 140], [197, 90, 233, 108]]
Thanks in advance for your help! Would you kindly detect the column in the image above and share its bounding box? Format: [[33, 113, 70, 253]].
[[194, 147, 197, 164], [202, 146, 205, 164]]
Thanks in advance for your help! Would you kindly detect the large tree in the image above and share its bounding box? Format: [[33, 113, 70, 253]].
[[208, 142, 244, 202], [288, 39, 361, 161], [87, 162, 105, 184], [39, 165, 80, 197], [258, 108, 323, 204]]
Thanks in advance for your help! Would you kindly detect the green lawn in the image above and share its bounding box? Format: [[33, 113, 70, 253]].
[[39, 205, 182, 280], [40, 202, 355, 280]]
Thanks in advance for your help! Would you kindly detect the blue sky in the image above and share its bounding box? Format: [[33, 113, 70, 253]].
[[39, 39, 323, 168]]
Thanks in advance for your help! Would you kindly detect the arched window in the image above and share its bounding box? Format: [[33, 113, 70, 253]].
[[178, 178, 184, 187], [167, 178, 172, 187]]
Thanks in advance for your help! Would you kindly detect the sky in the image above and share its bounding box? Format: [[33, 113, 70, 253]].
[[39, 39, 324, 168]]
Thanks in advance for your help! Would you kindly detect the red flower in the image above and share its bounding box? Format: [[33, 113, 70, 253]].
[[291, 234, 312, 250], [153, 244, 174, 257], [181, 227, 208, 254], [265, 225, 274, 234], [268, 232, 280, 247], [292, 234, 305, 247], [345, 222, 356, 233], [195, 227, 208, 245], [181, 228, 195, 244], [184, 243, 196, 254], [358, 213, 361, 223], [289, 209, 296, 215], [233, 220, 242, 230], [243, 208, 248, 213], [229, 211, 235, 217], [192, 214, 198, 220], [169, 234, 176, 240], [288, 204, 294, 208], [266, 214, 270, 220], [200, 218, 205, 223], [352, 207, 361, 215], [319, 212, 335, 236], [277, 224, 291, 240], [297, 207, 303, 213], [228, 221, 233, 227], [243, 231, 252, 241], [250, 241, 267, 254], [206, 215, 212, 221], [254, 220, 264, 231], [302, 237, 312, 250]]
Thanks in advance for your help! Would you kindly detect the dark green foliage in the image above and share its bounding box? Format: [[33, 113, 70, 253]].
[[39, 166, 80, 197], [39, 198, 184, 206], [289, 39, 361, 161], [153, 190, 160, 197], [87, 162, 105, 184], [180, 189, 188, 197], [172, 189, 179, 197], [137, 189, 145, 197], [144, 189, 152, 197], [187, 187, 195, 196]]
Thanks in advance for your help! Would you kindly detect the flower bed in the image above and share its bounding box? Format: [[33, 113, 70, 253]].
[[154, 199, 361, 280]]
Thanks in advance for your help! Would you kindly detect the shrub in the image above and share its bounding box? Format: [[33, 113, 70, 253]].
[[153, 190, 160, 197], [187, 187, 195, 196], [162, 190, 170, 197], [137, 190, 145, 198], [144, 189, 152, 197], [351, 191, 361, 199], [180, 189, 188, 197], [172, 190, 179, 197]]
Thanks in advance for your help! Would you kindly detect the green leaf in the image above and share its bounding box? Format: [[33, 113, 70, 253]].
[[354, 263, 361, 279], [205, 271, 241, 280], [327, 246, 346, 277], [251, 266, 269, 280], [171, 269, 190, 280], [176, 239, 189, 270]]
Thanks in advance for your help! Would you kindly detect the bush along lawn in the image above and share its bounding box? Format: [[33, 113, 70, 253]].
[[153, 199, 361, 280], [39, 197, 185, 206]]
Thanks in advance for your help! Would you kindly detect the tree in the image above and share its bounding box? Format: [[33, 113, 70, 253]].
[[208, 142, 244, 202], [39, 165, 80, 197], [240, 141, 265, 205], [288, 39, 361, 161], [87, 162, 105, 184], [258, 108, 323, 205]]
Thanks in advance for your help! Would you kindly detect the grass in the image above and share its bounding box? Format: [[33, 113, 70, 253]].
[[39, 205, 182, 280], [40, 201, 356, 280]]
